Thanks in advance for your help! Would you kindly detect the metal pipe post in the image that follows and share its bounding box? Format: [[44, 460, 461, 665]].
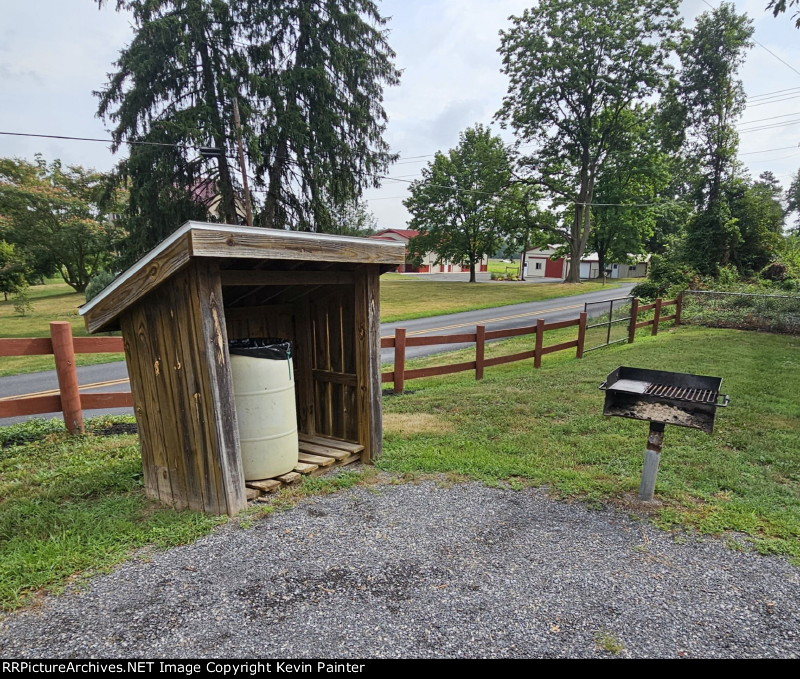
[[639, 421, 665, 501]]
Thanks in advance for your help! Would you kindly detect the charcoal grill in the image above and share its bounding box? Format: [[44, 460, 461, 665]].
[[599, 366, 730, 501]]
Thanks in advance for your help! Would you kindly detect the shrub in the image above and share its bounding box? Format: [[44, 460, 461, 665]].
[[85, 270, 117, 302]]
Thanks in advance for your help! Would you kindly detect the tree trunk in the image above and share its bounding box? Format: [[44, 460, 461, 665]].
[[469, 258, 477, 283]]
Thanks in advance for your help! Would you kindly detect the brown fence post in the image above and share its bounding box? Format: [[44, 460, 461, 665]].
[[534, 318, 544, 369], [576, 312, 587, 359], [675, 292, 683, 326], [628, 298, 639, 343], [475, 324, 485, 380], [652, 298, 662, 336], [394, 328, 406, 394], [50, 321, 84, 434]]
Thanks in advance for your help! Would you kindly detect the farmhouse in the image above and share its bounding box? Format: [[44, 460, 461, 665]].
[[370, 228, 489, 274]]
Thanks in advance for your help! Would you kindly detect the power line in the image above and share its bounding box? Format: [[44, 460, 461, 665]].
[[746, 93, 800, 108], [0, 130, 213, 151], [739, 119, 800, 134], [739, 111, 800, 126], [740, 144, 800, 155], [748, 86, 800, 100]]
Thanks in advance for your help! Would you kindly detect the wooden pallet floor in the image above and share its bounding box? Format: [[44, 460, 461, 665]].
[[244, 433, 364, 500]]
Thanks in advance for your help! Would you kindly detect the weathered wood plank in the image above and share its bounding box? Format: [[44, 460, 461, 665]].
[[298, 433, 364, 453], [294, 462, 319, 475], [83, 232, 192, 333], [311, 369, 357, 386], [298, 452, 337, 467], [190, 227, 406, 266], [189, 260, 246, 516], [298, 441, 351, 460], [220, 270, 354, 286], [276, 471, 302, 485], [354, 264, 382, 463], [246, 478, 282, 493], [483, 350, 536, 368], [224, 304, 293, 321], [245, 487, 260, 500], [295, 299, 316, 436]]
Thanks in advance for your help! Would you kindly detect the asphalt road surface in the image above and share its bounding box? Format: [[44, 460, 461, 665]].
[[0, 282, 634, 425]]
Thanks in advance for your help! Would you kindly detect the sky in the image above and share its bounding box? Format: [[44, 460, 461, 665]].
[[1, 0, 799, 230]]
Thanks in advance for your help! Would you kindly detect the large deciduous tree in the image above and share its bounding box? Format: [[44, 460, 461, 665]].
[[97, 0, 400, 261], [496, 0, 681, 282], [673, 2, 753, 275], [404, 125, 511, 283], [0, 156, 125, 293]]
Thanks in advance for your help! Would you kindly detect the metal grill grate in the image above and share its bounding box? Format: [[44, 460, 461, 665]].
[[644, 383, 718, 404]]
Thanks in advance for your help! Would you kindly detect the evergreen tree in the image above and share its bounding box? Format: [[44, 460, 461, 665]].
[[97, 0, 400, 261]]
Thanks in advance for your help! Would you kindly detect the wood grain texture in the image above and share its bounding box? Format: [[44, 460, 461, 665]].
[[191, 227, 405, 266], [79, 392, 134, 409], [50, 322, 84, 434], [83, 232, 192, 333], [354, 265, 382, 463], [120, 260, 246, 516], [72, 337, 125, 353]]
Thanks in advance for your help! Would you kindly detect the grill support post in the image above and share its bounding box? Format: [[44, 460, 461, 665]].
[[639, 421, 665, 501]]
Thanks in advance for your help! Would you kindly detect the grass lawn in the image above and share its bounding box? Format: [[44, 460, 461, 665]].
[[0, 417, 224, 610], [380, 325, 800, 562], [380, 278, 615, 323], [1, 326, 797, 610], [0, 283, 124, 377]]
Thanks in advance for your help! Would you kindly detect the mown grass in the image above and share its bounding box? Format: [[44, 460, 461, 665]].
[[380, 278, 616, 323], [0, 416, 223, 610], [0, 283, 123, 377], [380, 325, 800, 562]]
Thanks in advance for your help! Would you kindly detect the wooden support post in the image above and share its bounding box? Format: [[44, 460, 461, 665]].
[[628, 298, 639, 343], [652, 298, 662, 336], [394, 327, 406, 394], [534, 318, 544, 369], [639, 421, 665, 502], [50, 321, 84, 434], [576, 312, 587, 359], [675, 292, 683, 326], [475, 324, 485, 380]]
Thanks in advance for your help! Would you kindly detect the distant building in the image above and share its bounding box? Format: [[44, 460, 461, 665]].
[[369, 229, 488, 274], [524, 246, 649, 279]]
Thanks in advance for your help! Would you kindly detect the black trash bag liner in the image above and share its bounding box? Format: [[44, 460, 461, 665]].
[[228, 338, 292, 361]]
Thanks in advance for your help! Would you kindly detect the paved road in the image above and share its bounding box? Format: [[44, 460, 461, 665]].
[[0, 283, 634, 424]]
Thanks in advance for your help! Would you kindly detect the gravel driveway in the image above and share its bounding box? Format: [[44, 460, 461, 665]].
[[1, 481, 798, 658]]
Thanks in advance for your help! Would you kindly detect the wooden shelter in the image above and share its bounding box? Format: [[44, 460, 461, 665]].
[[81, 223, 405, 516]]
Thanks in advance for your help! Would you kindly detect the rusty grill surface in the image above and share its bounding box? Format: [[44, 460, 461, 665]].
[[644, 383, 719, 404]]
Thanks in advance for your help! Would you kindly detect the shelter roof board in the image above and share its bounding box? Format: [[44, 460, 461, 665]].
[[80, 222, 406, 333]]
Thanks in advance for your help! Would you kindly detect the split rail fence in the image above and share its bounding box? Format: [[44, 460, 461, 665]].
[[0, 296, 682, 430]]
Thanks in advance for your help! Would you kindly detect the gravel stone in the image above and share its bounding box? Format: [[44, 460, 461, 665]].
[[1, 481, 798, 658]]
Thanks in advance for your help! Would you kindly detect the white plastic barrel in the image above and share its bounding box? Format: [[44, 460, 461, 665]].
[[229, 341, 298, 480]]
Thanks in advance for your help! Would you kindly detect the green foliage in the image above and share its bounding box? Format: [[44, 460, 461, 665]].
[[631, 253, 695, 299], [0, 240, 28, 301], [0, 418, 65, 450], [787, 169, 800, 234], [11, 284, 33, 316], [84, 270, 117, 303], [496, 0, 681, 282], [676, 3, 754, 274], [327, 199, 378, 237], [0, 156, 125, 292], [404, 125, 512, 282], [97, 0, 400, 262], [767, 0, 800, 28]]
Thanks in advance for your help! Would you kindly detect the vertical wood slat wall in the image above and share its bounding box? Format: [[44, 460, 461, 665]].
[[222, 279, 367, 448], [121, 260, 246, 515]]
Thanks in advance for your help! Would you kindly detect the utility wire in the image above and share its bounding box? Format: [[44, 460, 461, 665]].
[[0, 130, 213, 151]]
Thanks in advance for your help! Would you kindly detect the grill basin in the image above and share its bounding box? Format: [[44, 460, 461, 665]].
[[600, 366, 728, 434]]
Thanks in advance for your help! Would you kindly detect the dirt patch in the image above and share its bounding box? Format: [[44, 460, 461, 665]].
[[383, 412, 454, 436]]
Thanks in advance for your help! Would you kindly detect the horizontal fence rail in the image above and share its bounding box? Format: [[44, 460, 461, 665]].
[[1, 296, 684, 430], [0, 322, 130, 432]]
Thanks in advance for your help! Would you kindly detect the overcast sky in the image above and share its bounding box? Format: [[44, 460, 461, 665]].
[[1, 0, 799, 229]]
